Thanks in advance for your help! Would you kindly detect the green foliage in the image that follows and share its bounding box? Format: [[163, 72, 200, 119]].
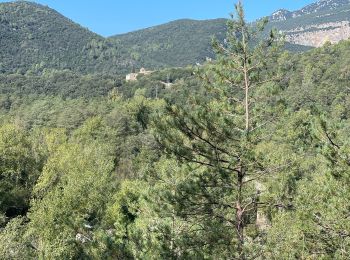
[[283, 40, 350, 119], [151, 3, 284, 258], [265, 123, 350, 258], [107, 159, 209, 259], [1, 2, 350, 259], [0, 0, 333, 76], [0, 124, 40, 225], [0, 217, 35, 259], [27, 142, 115, 259], [111, 19, 228, 68], [0, 1, 132, 75], [0, 71, 122, 98]]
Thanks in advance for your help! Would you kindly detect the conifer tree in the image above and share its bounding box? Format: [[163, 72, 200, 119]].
[[265, 116, 350, 258], [153, 2, 282, 258]]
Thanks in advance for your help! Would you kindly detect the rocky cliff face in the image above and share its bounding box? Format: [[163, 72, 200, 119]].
[[286, 21, 350, 47], [271, 0, 350, 21], [294, 0, 350, 15], [270, 9, 292, 21], [269, 0, 350, 47]]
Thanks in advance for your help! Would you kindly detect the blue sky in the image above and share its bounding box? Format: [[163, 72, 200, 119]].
[[2, 0, 316, 36]]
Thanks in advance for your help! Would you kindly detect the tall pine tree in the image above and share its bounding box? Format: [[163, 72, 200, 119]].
[[153, 2, 283, 258]]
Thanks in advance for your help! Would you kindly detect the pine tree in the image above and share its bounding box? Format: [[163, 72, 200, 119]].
[[153, 2, 282, 258], [265, 116, 350, 258]]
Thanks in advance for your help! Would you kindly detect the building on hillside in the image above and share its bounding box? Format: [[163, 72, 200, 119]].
[[126, 68, 153, 82], [126, 73, 138, 82], [160, 81, 173, 88]]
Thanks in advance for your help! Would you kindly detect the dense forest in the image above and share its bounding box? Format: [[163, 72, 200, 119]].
[[0, 1, 137, 75], [1, 2, 350, 259], [0, 1, 321, 75]]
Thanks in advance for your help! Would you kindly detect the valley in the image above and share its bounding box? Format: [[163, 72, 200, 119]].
[[0, 1, 350, 259]]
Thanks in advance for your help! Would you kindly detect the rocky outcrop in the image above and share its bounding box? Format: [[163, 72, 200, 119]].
[[271, 9, 292, 21], [272, 0, 350, 20], [267, 0, 350, 48], [296, 0, 350, 16], [285, 21, 350, 47]]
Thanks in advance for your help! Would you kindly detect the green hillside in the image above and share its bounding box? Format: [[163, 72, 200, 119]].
[[0, 1, 134, 74], [1, 22, 350, 260], [111, 19, 228, 67], [0, 1, 315, 75], [111, 0, 350, 66], [1, 1, 350, 258], [0, 0, 348, 75], [111, 18, 316, 67]]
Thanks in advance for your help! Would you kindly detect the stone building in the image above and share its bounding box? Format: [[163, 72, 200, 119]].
[[126, 68, 153, 82]]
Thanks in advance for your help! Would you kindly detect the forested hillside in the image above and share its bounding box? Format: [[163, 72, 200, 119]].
[[112, 0, 350, 63], [0, 1, 350, 259], [111, 19, 314, 67], [1, 0, 349, 76], [0, 1, 134, 74], [110, 19, 228, 67]]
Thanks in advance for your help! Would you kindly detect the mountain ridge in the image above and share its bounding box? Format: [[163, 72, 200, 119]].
[[107, 0, 350, 62], [110, 18, 228, 68], [0, 1, 135, 74], [0, 0, 349, 74], [270, 0, 350, 21]]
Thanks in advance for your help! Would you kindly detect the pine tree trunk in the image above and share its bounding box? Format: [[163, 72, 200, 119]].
[[236, 168, 245, 259], [244, 68, 250, 133]]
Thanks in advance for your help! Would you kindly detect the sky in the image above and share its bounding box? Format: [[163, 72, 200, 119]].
[[1, 0, 316, 36]]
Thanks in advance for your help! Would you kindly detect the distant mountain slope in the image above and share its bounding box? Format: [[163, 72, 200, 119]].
[[0, 0, 349, 75], [0, 1, 134, 74], [110, 19, 227, 67], [268, 0, 350, 47], [112, 0, 350, 65], [110, 18, 313, 67], [271, 0, 350, 21]]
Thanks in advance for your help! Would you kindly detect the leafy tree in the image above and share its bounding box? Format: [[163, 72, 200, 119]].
[[26, 142, 115, 259], [0, 124, 39, 225], [107, 158, 206, 259], [0, 217, 35, 259]]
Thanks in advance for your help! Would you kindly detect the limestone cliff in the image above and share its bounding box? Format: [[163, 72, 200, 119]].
[[285, 21, 350, 47], [268, 0, 350, 47]]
